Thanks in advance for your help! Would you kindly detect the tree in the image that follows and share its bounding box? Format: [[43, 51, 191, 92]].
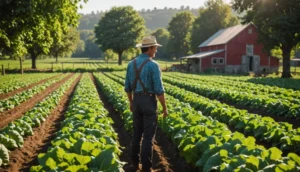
[[84, 35, 102, 58], [103, 49, 118, 64], [0, 0, 87, 69], [232, 0, 300, 78], [50, 27, 80, 62], [73, 40, 85, 57], [94, 6, 145, 65], [151, 28, 170, 59], [191, 0, 239, 53], [167, 11, 195, 58], [122, 48, 140, 60]]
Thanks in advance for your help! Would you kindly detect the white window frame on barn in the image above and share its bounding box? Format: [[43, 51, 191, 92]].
[[246, 44, 254, 55], [211, 58, 224, 65], [248, 28, 252, 34]]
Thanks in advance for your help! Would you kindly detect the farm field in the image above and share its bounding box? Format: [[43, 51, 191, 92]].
[[0, 58, 180, 72], [0, 72, 299, 172]]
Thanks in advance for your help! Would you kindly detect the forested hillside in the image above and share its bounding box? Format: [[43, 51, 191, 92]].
[[78, 6, 199, 31]]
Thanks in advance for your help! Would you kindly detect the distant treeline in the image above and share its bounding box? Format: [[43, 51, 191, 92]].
[[78, 6, 199, 31]]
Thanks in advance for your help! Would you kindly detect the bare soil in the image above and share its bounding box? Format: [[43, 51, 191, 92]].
[[90, 73, 195, 172], [0, 73, 62, 100], [0, 74, 82, 172], [0, 73, 73, 129]]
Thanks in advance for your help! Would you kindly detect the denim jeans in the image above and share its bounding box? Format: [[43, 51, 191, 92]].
[[131, 94, 157, 170]]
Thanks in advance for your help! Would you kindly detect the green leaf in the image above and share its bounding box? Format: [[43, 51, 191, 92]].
[[203, 152, 222, 172], [46, 157, 57, 170], [81, 141, 95, 154], [65, 165, 88, 172], [63, 153, 77, 164], [245, 155, 259, 171], [0, 144, 9, 165], [29, 165, 44, 172], [220, 149, 228, 158], [75, 155, 91, 165], [287, 153, 300, 166], [268, 147, 282, 161]]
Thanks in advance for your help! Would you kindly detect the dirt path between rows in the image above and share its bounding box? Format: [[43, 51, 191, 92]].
[[0, 73, 63, 100], [0, 74, 82, 172], [0, 73, 73, 129], [90, 73, 195, 172]]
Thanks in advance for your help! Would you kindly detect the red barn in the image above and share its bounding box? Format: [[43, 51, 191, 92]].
[[181, 24, 279, 73]]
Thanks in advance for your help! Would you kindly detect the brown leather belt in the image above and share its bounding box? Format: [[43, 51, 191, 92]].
[[134, 92, 154, 96]]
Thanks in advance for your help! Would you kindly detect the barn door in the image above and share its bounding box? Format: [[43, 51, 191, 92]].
[[241, 55, 249, 73], [253, 55, 260, 72]]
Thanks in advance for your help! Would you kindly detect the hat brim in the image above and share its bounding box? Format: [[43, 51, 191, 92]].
[[136, 43, 162, 48]]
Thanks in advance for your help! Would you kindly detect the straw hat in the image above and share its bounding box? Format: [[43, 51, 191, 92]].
[[136, 36, 162, 48]]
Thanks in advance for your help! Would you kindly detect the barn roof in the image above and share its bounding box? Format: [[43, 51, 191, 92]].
[[199, 24, 252, 48], [180, 49, 225, 59]]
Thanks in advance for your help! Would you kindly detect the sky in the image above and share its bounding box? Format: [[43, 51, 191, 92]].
[[78, 0, 231, 14]]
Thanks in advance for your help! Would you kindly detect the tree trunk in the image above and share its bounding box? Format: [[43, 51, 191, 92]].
[[31, 54, 37, 69], [19, 57, 23, 74], [55, 53, 59, 63], [118, 51, 123, 65], [281, 47, 292, 78]]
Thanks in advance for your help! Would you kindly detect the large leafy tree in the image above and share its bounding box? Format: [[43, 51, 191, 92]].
[[95, 6, 145, 65], [151, 28, 170, 59], [0, 0, 87, 69], [232, 0, 300, 78], [191, 0, 239, 53], [50, 27, 80, 62], [167, 11, 195, 58]]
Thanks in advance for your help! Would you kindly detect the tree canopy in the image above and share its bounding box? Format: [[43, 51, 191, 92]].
[[94, 6, 145, 65], [191, 0, 239, 53], [151, 28, 170, 59], [167, 11, 195, 58], [0, 0, 87, 69], [50, 28, 80, 62], [232, 0, 300, 77]]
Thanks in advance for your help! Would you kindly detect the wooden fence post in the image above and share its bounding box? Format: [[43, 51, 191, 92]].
[[51, 62, 54, 71], [2, 64, 5, 75]]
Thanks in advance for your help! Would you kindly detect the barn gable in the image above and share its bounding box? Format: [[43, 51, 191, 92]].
[[199, 24, 251, 48]]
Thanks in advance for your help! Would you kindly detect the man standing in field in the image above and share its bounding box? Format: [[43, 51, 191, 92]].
[[124, 36, 168, 172]]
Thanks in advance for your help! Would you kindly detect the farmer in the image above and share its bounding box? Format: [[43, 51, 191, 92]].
[[124, 35, 168, 172]]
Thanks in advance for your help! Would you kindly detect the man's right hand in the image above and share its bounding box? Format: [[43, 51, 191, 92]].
[[163, 108, 168, 118]]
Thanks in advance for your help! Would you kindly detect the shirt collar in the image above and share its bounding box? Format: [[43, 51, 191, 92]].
[[139, 53, 150, 59]]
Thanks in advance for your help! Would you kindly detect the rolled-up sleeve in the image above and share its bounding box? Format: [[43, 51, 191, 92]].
[[124, 64, 132, 93], [151, 63, 165, 95]]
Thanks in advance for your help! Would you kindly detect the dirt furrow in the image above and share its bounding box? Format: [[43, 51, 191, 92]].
[[0, 74, 82, 172], [90, 73, 190, 172], [0, 73, 73, 129], [0, 73, 63, 100]]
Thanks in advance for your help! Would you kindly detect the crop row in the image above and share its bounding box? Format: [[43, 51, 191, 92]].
[[30, 74, 124, 172], [0, 74, 78, 167], [98, 72, 300, 172], [162, 75, 300, 119], [0, 73, 59, 95], [163, 81, 300, 154], [165, 73, 300, 105], [0, 74, 68, 112]]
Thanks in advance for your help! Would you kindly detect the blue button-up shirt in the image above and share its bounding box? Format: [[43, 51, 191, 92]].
[[124, 54, 165, 95]]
